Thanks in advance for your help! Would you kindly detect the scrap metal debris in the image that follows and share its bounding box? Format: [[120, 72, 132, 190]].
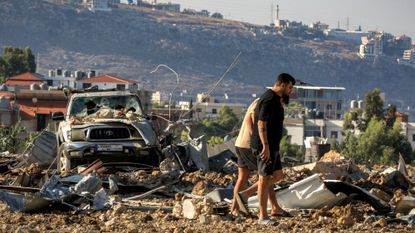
[[1, 140, 415, 232]]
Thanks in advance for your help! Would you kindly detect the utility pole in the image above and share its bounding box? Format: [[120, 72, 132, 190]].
[[36, 52, 40, 73], [150, 64, 180, 121]]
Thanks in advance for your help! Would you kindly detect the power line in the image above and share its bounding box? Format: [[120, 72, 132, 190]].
[[179, 51, 242, 119]]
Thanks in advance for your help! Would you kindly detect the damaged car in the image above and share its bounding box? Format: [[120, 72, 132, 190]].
[[52, 90, 163, 174]]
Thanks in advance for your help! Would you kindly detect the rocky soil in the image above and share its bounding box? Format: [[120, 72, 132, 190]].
[[1, 151, 415, 232]]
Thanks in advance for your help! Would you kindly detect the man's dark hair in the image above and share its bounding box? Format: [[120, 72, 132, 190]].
[[276, 73, 296, 86]]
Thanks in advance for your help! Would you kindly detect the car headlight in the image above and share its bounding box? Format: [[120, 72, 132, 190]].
[[71, 129, 86, 141], [69, 151, 82, 157]]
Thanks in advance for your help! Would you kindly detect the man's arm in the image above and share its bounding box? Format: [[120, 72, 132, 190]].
[[258, 120, 270, 161], [244, 110, 255, 136]]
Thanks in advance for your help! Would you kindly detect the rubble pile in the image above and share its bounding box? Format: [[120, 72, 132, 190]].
[[1, 148, 415, 232]]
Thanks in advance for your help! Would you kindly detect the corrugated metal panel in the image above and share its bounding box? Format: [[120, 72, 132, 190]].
[[28, 131, 57, 168], [207, 138, 236, 157]]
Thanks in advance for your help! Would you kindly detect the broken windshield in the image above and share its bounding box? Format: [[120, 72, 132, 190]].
[[69, 95, 143, 117]]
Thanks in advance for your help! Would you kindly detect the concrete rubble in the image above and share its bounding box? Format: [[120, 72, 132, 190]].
[[1, 140, 415, 232]]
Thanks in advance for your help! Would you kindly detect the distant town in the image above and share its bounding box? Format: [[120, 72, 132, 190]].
[[81, 0, 415, 67], [1, 65, 414, 153], [0, 0, 414, 153]]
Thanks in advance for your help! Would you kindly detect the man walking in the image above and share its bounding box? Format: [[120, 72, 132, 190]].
[[251, 73, 295, 224], [230, 98, 258, 215], [231, 98, 287, 217]]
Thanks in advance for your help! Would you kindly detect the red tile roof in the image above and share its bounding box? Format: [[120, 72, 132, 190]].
[[0, 92, 15, 98], [4, 73, 44, 86], [17, 100, 67, 119], [77, 75, 136, 84]]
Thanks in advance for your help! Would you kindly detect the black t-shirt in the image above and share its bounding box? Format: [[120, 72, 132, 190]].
[[251, 89, 284, 152]]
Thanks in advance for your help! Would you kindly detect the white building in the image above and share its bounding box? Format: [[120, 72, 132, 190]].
[[286, 119, 344, 146], [192, 93, 246, 119], [83, 0, 112, 12], [76, 75, 139, 91], [194, 102, 246, 119], [291, 85, 345, 120], [359, 36, 383, 58], [324, 29, 369, 43], [151, 91, 170, 105], [398, 49, 415, 68], [286, 118, 415, 152], [403, 122, 415, 150]]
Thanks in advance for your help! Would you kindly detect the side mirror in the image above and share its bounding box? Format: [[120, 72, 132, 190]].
[[52, 112, 65, 121]]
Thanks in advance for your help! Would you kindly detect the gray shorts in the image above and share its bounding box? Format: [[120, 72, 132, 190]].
[[236, 147, 257, 171], [253, 149, 282, 176]]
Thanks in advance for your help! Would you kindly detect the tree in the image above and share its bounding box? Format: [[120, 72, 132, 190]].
[[0, 123, 27, 153], [279, 135, 303, 161], [385, 104, 397, 129], [342, 88, 384, 133], [217, 106, 239, 131], [0, 57, 6, 81], [211, 12, 223, 19], [207, 136, 224, 146], [0, 47, 36, 82], [341, 88, 413, 165], [341, 117, 414, 165], [200, 106, 240, 143], [362, 88, 384, 126]]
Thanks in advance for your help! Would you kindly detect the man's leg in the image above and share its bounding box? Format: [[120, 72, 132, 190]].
[[239, 173, 283, 213], [231, 166, 250, 213], [269, 169, 284, 214], [258, 174, 271, 220]]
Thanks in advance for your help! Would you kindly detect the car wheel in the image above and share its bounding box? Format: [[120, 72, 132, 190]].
[[57, 147, 71, 174]]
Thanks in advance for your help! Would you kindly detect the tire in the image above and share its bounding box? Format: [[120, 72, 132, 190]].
[[56, 146, 71, 174]]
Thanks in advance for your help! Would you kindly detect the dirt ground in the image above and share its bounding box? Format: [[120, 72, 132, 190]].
[[1, 196, 414, 233], [1, 151, 415, 233]]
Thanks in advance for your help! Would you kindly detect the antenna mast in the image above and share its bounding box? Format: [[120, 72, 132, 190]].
[[347, 16, 349, 31]]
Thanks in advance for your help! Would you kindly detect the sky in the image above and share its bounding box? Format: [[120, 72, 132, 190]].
[[158, 0, 415, 39]]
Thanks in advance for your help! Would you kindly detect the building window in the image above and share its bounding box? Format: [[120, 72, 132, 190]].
[[212, 108, 217, 114], [412, 134, 415, 142], [331, 131, 338, 139], [326, 104, 332, 110], [82, 83, 92, 89], [116, 84, 126, 91], [337, 102, 342, 110], [305, 101, 316, 109], [47, 80, 53, 86], [304, 126, 322, 137]]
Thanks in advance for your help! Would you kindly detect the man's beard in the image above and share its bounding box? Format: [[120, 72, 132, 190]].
[[282, 95, 289, 105]]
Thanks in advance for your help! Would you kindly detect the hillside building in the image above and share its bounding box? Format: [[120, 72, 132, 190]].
[[191, 93, 246, 120], [76, 74, 139, 91], [0, 89, 67, 132], [3, 73, 45, 92], [324, 29, 369, 43], [137, 1, 180, 12], [398, 48, 415, 68], [83, 0, 112, 12], [359, 35, 383, 58], [290, 85, 345, 120]]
